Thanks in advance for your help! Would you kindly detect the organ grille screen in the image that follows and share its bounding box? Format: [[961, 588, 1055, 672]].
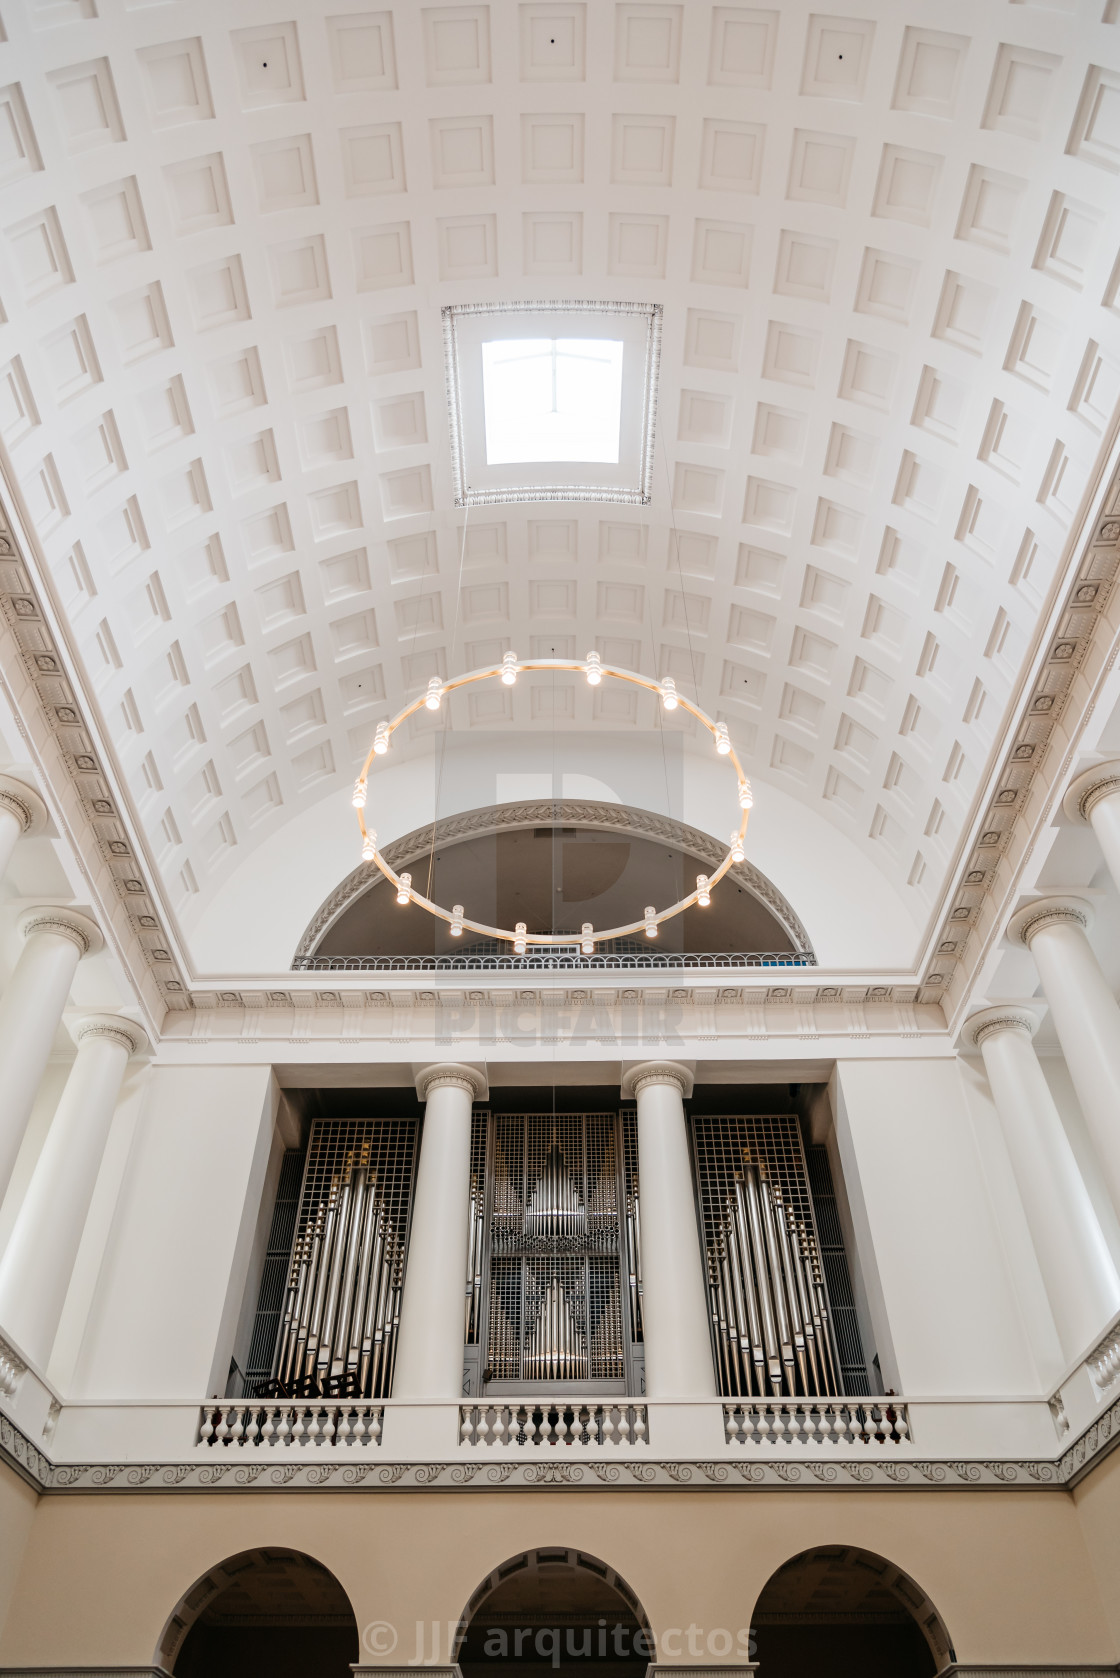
[[254, 1118, 418, 1400], [691, 1115, 864, 1399], [466, 1112, 641, 1391]]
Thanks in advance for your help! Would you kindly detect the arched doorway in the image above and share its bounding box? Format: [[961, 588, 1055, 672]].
[[156, 1547, 359, 1678], [458, 1547, 653, 1678], [751, 1545, 952, 1678]]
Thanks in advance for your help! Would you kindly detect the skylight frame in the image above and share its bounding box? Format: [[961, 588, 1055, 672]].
[[443, 300, 662, 507]]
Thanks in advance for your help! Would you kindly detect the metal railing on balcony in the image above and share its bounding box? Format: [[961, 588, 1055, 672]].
[[292, 947, 816, 973]]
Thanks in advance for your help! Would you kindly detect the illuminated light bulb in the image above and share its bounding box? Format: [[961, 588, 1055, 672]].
[[581, 921, 594, 955], [584, 652, 602, 686], [729, 831, 745, 863], [714, 722, 731, 756], [738, 779, 754, 810], [696, 874, 711, 907], [396, 871, 412, 906], [501, 651, 519, 686], [514, 921, 527, 955], [450, 904, 464, 937], [373, 721, 390, 756], [644, 905, 658, 939], [352, 779, 367, 808], [361, 837, 376, 863], [660, 677, 678, 711], [425, 677, 444, 711]]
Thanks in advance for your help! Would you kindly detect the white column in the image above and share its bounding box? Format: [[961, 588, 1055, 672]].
[[0, 1015, 147, 1368], [392, 1062, 486, 1401], [0, 776, 47, 887], [964, 1006, 1120, 1359], [0, 907, 102, 1205], [1008, 897, 1120, 1219], [621, 1061, 716, 1398], [1065, 760, 1120, 898]]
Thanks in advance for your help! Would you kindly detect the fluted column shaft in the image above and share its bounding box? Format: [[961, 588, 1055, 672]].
[[0, 1016, 147, 1368], [0, 777, 46, 889], [392, 1064, 485, 1400], [1008, 899, 1120, 1219], [966, 1008, 1120, 1359], [623, 1062, 716, 1398], [0, 909, 102, 1205]]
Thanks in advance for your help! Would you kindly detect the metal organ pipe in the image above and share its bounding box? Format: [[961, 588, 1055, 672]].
[[704, 1150, 843, 1399]]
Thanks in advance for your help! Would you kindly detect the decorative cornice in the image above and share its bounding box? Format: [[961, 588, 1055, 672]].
[[1064, 760, 1120, 824], [920, 483, 1120, 1007], [293, 801, 815, 966], [622, 1060, 695, 1099], [71, 1015, 150, 1058], [16, 906, 102, 957], [416, 1062, 488, 1102], [963, 1007, 1041, 1050], [1006, 897, 1094, 949], [0, 773, 47, 836]]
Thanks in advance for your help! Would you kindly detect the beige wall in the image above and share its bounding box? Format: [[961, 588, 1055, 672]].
[[1074, 1444, 1120, 1648], [0, 1480, 1117, 1669], [0, 1464, 36, 1648]]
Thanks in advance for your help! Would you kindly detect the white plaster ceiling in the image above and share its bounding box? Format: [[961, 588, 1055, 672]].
[[0, 0, 1118, 963]]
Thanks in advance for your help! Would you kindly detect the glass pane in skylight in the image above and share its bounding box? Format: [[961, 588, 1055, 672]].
[[481, 338, 624, 465]]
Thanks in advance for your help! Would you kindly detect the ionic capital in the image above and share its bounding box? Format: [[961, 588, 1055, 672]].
[[621, 1060, 695, 1100], [1064, 760, 1120, 824], [0, 775, 47, 837], [962, 1005, 1041, 1050], [1006, 896, 1094, 949], [415, 1062, 488, 1103], [70, 1014, 150, 1058], [16, 906, 103, 957]]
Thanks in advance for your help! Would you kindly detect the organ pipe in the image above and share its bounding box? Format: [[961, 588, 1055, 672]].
[[264, 1146, 404, 1400], [706, 1149, 842, 1398]]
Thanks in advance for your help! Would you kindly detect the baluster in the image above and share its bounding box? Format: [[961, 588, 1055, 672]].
[[307, 1408, 323, 1447], [275, 1407, 292, 1447], [476, 1405, 491, 1449], [370, 1407, 383, 1445], [198, 1409, 215, 1446], [633, 1406, 648, 1447], [214, 1408, 232, 1447], [260, 1408, 276, 1446], [336, 1407, 351, 1447], [289, 1409, 307, 1447], [801, 1406, 816, 1446], [818, 1403, 836, 1445], [893, 1407, 909, 1443], [784, 1406, 799, 1446], [617, 1405, 631, 1445], [602, 1404, 617, 1447], [243, 1407, 261, 1447]]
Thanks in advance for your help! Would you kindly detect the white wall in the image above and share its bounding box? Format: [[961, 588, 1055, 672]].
[[187, 733, 921, 975], [834, 1058, 1052, 1396], [72, 1064, 277, 1400]]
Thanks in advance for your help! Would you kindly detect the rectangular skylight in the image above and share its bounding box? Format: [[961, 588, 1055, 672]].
[[481, 337, 624, 465]]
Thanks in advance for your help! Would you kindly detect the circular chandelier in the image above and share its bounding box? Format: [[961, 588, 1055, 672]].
[[352, 656, 753, 953]]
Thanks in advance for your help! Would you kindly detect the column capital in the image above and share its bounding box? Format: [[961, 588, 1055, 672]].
[[1006, 895, 1094, 948], [16, 905, 103, 957], [962, 1005, 1041, 1049], [621, 1059, 695, 1099], [0, 774, 47, 837], [69, 1013, 150, 1058], [1064, 759, 1120, 823], [414, 1061, 488, 1102]]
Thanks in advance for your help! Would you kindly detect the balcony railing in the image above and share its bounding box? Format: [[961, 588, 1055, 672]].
[[459, 1401, 648, 1447], [291, 949, 815, 973], [724, 1399, 911, 1447], [197, 1401, 384, 1447]]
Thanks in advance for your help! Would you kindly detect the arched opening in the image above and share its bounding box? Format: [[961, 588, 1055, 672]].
[[751, 1545, 953, 1678], [457, 1547, 653, 1678], [294, 800, 813, 965], [156, 1547, 359, 1678]]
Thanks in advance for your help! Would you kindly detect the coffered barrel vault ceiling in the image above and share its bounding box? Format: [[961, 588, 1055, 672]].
[[0, 0, 1117, 989]]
